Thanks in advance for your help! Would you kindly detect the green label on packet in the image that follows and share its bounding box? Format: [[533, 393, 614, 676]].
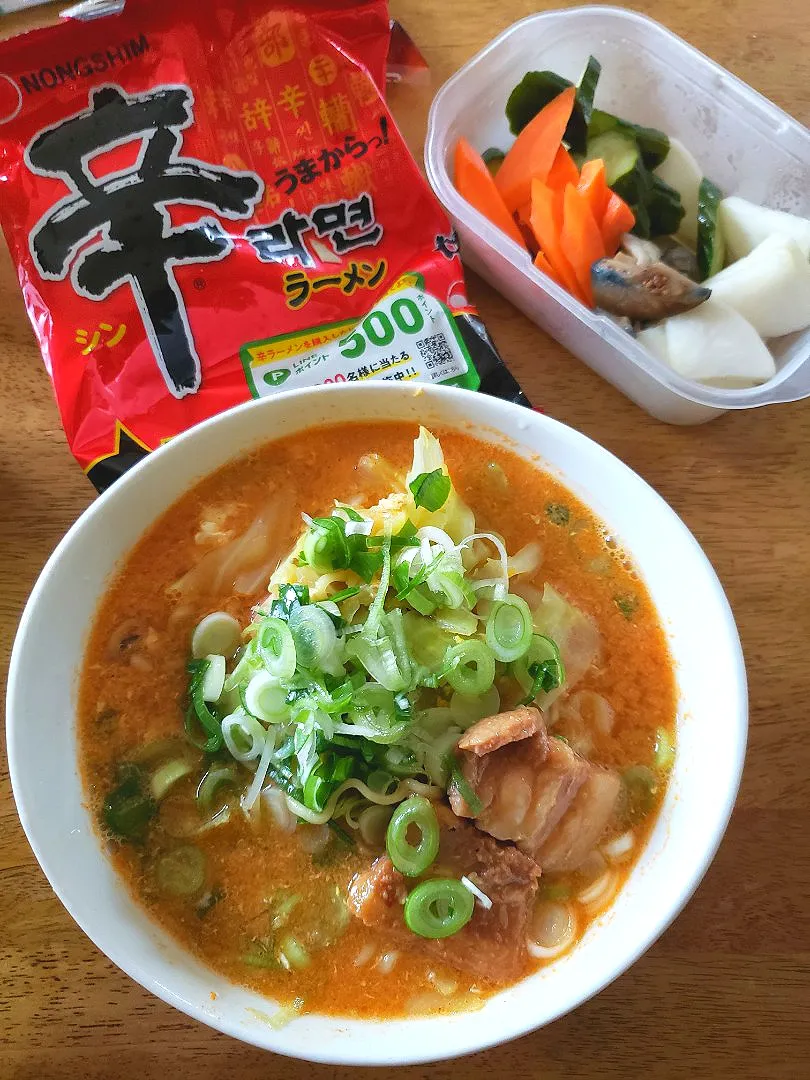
[[240, 284, 480, 398]]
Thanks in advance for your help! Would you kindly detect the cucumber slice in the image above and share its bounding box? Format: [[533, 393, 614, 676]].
[[631, 200, 652, 240], [576, 56, 601, 134], [588, 109, 669, 169], [505, 56, 601, 152], [585, 131, 639, 188], [481, 147, 505, 178], [697, 177, 725, 280], [647, 175, 685, 237], [587, 108, 617, 139], [654, 137, 702, 247], [506, 70, 571, 136]]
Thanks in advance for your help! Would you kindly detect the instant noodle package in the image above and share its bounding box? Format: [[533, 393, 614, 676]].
[[0, 0, 525, 490]]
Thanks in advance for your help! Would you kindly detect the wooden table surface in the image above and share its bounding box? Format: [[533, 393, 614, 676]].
[[1, 1, 808, 1077]]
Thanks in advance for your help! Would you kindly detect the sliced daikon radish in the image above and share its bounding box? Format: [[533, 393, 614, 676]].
[[719, 196, 810, 261], [662, 298, 775, 385], [704, 235, 810, 338], [636, 322, 670, 365], [655, 138, 702, 248]]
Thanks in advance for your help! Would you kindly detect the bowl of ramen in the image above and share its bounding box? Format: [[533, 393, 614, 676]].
[[7, 383, 746, 1064]]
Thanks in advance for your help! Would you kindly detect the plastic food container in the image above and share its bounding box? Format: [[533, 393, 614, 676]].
[[425, 6, 810, 424]]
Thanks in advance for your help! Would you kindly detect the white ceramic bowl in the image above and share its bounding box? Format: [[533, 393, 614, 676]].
[[7, 383, 747, 1064]]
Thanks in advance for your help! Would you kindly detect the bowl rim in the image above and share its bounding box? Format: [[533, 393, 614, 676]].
[[6, 382, 748, 1063]]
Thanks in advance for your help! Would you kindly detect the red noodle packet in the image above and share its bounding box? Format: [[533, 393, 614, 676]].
[[0, 0, 527, 491]]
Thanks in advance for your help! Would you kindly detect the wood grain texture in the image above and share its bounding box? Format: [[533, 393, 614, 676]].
[[1, 1, 809, 1077]]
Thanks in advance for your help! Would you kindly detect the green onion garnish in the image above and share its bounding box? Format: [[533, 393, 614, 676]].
[[546, 503, 570, 526], [409, 468, 451, 511], [102, 764, 156, 842], [186, 659, 224, 752], [385, 795, 440, 877], [447, 757, 483, 816], [328, 585, 361, 604], [514, 634, 565, 704], [404, 878, 475, 938], [445, 639, 496, 696], [485, 595, 533, 662]]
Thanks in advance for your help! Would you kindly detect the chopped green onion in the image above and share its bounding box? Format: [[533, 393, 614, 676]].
[[367, 519, 419, 551], [348, 632, 409, 693], [103, 765, 156, 842], [429, 569, 467, 609], [433, 607, 478, 637], [186, 659, 225, 753], [196, 764, 238, 809], [150, 759, 193, 801], [242, 939, 279, 969], [191, 611, 241, 659], [257, 617, 297, 680], [614, 593, 639, 620], [514, 634, 565, 703], [303, 516, 349, 571], [367, 768, 397, 794], [270, 583, 310, 620], [447, 757, 483, 816], [395, 550, 445, 601], [382, 743, 419, 777], [654, 726, 676, 771], [409, 469, 451, 511], [404, 878, 475, 939], [445, 640, 496, 696], [328, 585, 361, 604], [363, 525, 392, 640], [349, 550, 384, 583], [265, 761, 301, 799], [403, 613, 452, 669], [245, 671, 289, 723], [278, 933, 311, 971], [289, 605, 342, 676], [485, 595, 533, 662], [319, 678, 355, 714], [154, 845, 206, 896], [223, 637, 262, 692], [200, 654, 226, 701], [327, 819, 355, 848], [622, 765, 659, 824], [546, 503, 570, 526], [269, 889, 300, 928], [449, 685, 500, 729], [221, 711, 266, 762], [386, 796, 440, 877]]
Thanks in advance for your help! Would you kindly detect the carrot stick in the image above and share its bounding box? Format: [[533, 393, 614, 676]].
[[601, 191, 636, 256], [577, 159, 610, 225], [546, 146, 580, 191], [495, 86, 577, 213], [529, 178, 585, 304], [454, 137, 526, 249], [561, 182, 605, 306], [533, 250, 562, 288]]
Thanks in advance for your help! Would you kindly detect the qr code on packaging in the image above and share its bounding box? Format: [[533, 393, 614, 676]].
[[416, 332, 456, 372]]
